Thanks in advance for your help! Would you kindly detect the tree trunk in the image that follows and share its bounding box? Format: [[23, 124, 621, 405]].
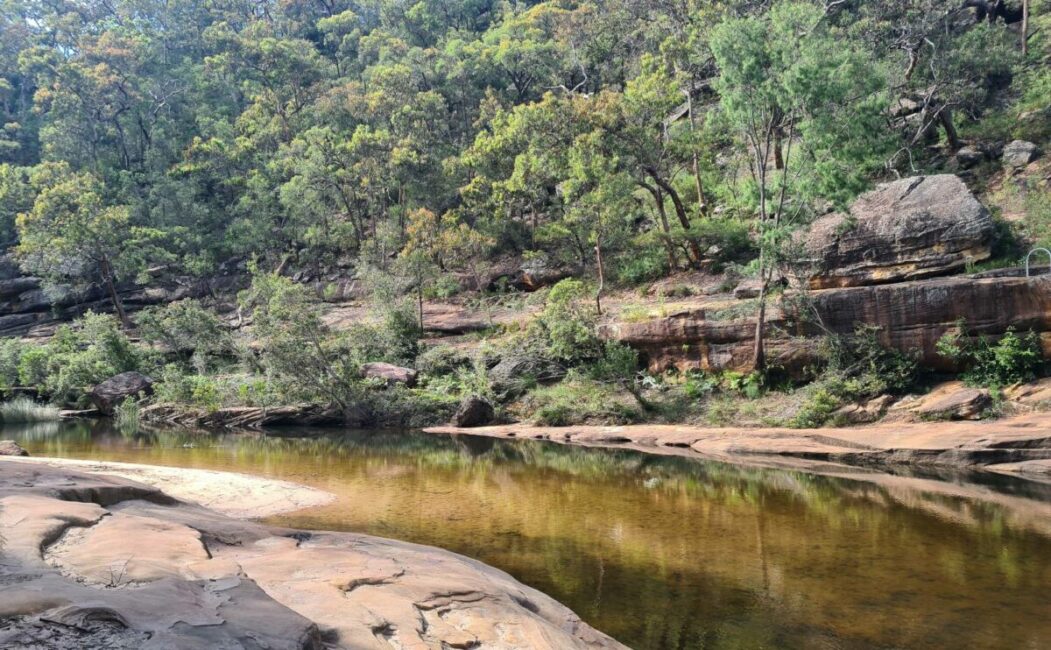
[[641, 183, 679, 270], [939, 108, 961, 151], [685, 91, 710, 218], [594, 241, 605, 316], [1021, 0, 1029, 55], [100, 257, 132, 330], [751, 255, 768, 372], [417, 280, 425, 331], [773, 130, 785, 171], [649, 171, 704, 265]]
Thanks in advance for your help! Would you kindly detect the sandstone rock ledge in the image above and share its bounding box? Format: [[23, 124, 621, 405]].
[[425, 412, 1051, 474], [0, 460, 625, 650]]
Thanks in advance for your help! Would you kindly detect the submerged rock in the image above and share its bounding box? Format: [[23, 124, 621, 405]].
[[801, 175, 994, 289], [89, 372, 154, 415]]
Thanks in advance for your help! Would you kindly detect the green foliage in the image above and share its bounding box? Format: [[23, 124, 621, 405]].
[[8, 312, 142, 405], [528, 279, 602, 365], [522, 375, 640, 426], [682, 372, 719, 400], [613, 241, 668, 285], [239, 270, 365, 412], [823, 325, 920, 395], [790, 387, 843, 429], [937, 324, 1043, 388], [113, 397, 140, 436], [789, 326, 920, 427], [136, 300, 230, 371], [0, 338, 29, 389], [711, 1, 893, 208], [416, 345, 473, 377]]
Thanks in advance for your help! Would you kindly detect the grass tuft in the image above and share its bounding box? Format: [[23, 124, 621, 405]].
[[0, 397, 61, 423]]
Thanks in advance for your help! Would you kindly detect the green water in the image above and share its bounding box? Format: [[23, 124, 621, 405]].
[[5, 419, 1051, 649]]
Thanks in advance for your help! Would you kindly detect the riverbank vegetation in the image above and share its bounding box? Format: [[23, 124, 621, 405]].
[[0, 0, 1049, 427]]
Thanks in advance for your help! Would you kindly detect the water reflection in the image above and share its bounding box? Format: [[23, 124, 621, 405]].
[[7, 420, 1051, 650]]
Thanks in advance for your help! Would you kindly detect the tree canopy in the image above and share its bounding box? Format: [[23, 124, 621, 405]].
[[0, 0, 1045, 304]]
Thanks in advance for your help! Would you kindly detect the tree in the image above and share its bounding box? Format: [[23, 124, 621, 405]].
[[0, 162, 30, 244], [558, 132, 635, 314], [239, 269, 365, 418], [711, 1, 891, 370], [15, 163, 168, 328]]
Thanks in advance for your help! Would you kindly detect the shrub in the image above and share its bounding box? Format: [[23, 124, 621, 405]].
[[614, 242, 668, 285], [788, 326, 920, 428], [240, 271, 365, 411], [136, 299, 230, 370], [7, 313, 142, 405], [528, 278, 603, 365], [937, 324, 1042, 388], [522, 376, 640, 426], [790, 387, 841, 429], [691, 217, 756, 264], [0, 339, 28, 388], [683, 372, 719, 399]]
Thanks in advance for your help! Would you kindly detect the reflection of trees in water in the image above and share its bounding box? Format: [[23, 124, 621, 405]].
[[14, 420, 1051, 546], [5, 420, 1051, 649], [0, 420, 65, 440]]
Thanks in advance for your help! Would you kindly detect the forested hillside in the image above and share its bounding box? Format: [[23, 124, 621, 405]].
[[0, 0, 1049, 427]]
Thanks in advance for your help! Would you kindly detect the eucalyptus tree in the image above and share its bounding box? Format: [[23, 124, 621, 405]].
[[15, 163, 171, 328], [710, 1, 892, 370]]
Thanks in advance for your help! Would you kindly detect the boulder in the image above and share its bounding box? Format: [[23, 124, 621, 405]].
[[801, 175, 994, 289], [512, 258, 575, 292], [832, 394, 896, 425], [0, 440, 28, 456], [732, 279, 762, 300], [1002, 140, 1040, 168], [913, 382, 991, 420], [89, 371, 155, 415], [488, 355, 565, 399], [451, 395, 496, 427], [360, 362, 418, 387], [954, 145, 984, 169]]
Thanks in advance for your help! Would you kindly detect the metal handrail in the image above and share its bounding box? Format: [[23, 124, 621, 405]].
[[1025, 248, 1051, 277]]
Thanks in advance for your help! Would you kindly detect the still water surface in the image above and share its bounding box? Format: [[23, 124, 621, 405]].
[[5, 420, 1051, 650]]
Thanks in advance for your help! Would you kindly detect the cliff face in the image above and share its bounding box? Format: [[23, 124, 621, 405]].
[[0, 254, 240, 337], [604, 274, 1051, 374], [605, 175, 1050, 374]]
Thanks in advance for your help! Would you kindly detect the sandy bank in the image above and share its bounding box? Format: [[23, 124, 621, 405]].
[[0, 456, 335, 518]]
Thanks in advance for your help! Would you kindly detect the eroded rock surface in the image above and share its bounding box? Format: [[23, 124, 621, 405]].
[[604, 274, 1051, 374], [802, 175, 994, 289], [426, 411, 1051, 471], [0, 460, 625, 650]]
